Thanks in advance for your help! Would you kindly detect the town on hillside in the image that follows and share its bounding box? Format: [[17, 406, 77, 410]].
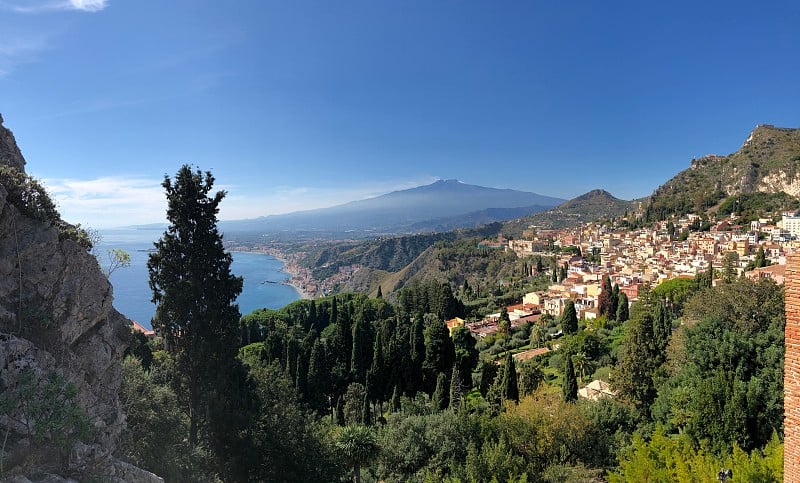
[[447, 210, 795, 339]]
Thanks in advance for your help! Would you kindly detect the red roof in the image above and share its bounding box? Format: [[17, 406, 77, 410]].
[[132, 321, 155, 337]]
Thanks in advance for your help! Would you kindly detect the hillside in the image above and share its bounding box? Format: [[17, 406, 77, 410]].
[[220, 179, 563, 237], [503, 189, 637, 235], [644, 124, 800, 220]]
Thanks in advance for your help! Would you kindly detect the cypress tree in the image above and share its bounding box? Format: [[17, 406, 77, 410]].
[[432, 372, 449, 411], [616, 292, 629, 322], [449, 364, 463, 411], [563, 354, 578, 402], [376, 285, 383, 299], [147, 165, 243, 450], [598, 275, 613, 317], [478, 360, 498, 398], [561, 300, 579, 334], [307, 339, 329, 411], [610, 284, 620, 321], [501, 353, 519, 403], [653, 300, 672, 358], [422, 318, 456, 394], [409, 315, 426, 393], [351, 314, 371, 382]]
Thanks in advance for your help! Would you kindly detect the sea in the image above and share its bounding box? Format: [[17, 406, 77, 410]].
[[97, 229, 301, 329]]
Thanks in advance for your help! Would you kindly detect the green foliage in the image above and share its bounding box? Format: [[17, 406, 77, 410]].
[[560, 300, 578, 335], [562, 355, 578, 402], [146, 165, 247, 477], [0, 369, 89, 461], [609, 426, 783, 482], [103, 248, 131, 276], [117, 357, 210, 482], [0, 166, 93, 249], [432, 372, 450, 410], [501, 353, 519, 403], [652, 278, 784, 453], [334, 425, 379, 483]]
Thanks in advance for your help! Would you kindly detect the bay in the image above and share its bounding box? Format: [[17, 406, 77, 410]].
[[97, 229, 301, 330]]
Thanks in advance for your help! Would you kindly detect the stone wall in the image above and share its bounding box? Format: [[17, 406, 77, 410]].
[[785, 253, 800, 481]]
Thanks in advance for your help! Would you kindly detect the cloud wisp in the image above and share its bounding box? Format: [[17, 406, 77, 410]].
[[44, 176, 166, 228], [0, 0, 108, 13]]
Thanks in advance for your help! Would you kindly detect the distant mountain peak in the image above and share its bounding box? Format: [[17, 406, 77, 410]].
[[572, 189, 617, 201]]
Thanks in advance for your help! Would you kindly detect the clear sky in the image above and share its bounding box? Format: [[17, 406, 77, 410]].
[[1, 0, 799, 227]]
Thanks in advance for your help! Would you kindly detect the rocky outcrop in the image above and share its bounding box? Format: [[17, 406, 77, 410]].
[[0, 114, 26, 172], [0, 116, 154, 480]]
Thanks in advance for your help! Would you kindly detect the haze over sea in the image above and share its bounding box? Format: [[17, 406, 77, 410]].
[[98, 229, 301, 329]]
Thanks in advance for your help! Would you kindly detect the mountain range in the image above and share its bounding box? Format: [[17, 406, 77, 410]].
[[220, 179, 564, 236]]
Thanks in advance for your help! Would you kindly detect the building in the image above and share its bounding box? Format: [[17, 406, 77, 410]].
[[577, 379, 616, 401], [782, 214, 800, 238]]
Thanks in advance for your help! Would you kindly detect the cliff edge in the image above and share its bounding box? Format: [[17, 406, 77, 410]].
[[0, 116, 161, 481]]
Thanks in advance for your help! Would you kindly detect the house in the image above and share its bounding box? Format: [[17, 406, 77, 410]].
[[745, 263, 786, 285], [445, 317, 466, 334], [578, 379, 616, 401], [132, 321, 155, 338]]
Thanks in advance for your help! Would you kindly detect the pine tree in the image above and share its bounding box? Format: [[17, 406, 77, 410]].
[[563, 354, 578, 402], [561, 300, 579, 334], [147, 165, 243, 449]]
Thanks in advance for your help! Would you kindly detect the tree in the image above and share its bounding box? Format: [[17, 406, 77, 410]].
[[432, 372, 449, 410], [422, 317, 455, 394], [572, 352, 587, 385], [563, 354, 578, 402], [518, 361, 544, 396], [501, 353, 519, 403], [598, 275, 613, 318], [498, 307, 511, 336], [561, 300, 579, 335], [147, 165, 244, 449], [103, 248, 131, 277], [334, 425, 379, 483], [616, 291, 629, 322], [376, 285, 383, 299], [610, 284, 620, 321]]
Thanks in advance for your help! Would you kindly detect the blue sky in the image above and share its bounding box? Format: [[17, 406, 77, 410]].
[[1, 1, 799, 227]]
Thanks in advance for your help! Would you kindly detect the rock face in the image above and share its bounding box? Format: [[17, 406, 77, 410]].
[[0, 116, 159, 480], [0, 114, 26, 172]]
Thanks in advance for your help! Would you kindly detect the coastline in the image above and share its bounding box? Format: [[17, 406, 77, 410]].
[[228, 246, 318, 300]]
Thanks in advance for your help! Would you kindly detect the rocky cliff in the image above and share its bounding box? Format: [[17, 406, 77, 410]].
[[0, 116, 161, 481], [645, 124, 800, 219]]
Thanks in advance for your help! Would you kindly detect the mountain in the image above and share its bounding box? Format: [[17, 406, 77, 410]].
[[220, 179, 564, 236], [503, 189, 637, 234], [644, 124, 800, 220]]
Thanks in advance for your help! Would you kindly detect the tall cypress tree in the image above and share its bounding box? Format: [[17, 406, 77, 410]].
[[501, 353, 519, 403], [616, 292, 629, 322], [563, 354, 578, 402], [147, 165, 244, 450], [610, 284, 620, 321], [432, 372, 449, 410], [561, 300, 579, 335]]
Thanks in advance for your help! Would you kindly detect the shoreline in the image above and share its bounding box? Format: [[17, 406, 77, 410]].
[[229, 247, 318, 300]]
